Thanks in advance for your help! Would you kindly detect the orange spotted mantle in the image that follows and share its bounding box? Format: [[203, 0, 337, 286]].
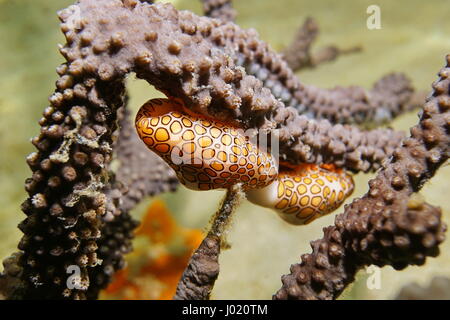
[[135, 98, 278, 191], [246, 164, 354, 225], [135, 98, 354, 225]]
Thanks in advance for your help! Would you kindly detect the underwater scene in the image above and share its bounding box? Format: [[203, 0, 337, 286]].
[[0, 0, 449, 301]]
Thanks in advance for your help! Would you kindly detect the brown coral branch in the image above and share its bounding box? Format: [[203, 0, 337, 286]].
[[86, 206, 139, 299], [13, 73, 126, 299], [273, 55, 450, 300], [242, 19, 416, 127], [281, 17, 319, 71], [201, 0, 236, 22], [84, 101, 179, 298], [173, 235, 221, 300], [274, 110, 405, 173], [282, 17, 361, 72], [75, 98, 179, 298], [300, 72, 418, 126], [174, 184, 242, 300], [51, 0, 406, 172], [2, 0, 440, 300], [310, 45, 362, 67], [107, 104, 179, 217], [2, 78, 177, 299], [395, 276, 450, 300], [282, 25, 418, 126]]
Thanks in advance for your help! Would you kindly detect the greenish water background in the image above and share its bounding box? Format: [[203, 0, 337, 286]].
[[0, 0, 449, 299]]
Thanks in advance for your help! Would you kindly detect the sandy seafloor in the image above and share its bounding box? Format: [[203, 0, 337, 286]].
[[0, 0, 449, 299]]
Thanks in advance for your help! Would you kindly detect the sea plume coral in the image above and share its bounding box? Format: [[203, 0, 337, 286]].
[[0, 0, 447, 300], [273, 55, 450, 299]]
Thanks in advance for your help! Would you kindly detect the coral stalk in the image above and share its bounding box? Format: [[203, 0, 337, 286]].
[[17, 75, 126, 299], [109, 104, 178, 216], [395, 276, 450, 300], [2, 0, 445, 300], [86, 102, 178, 299], [201, 0, 236, 22], [273, 55, 450, 300], [282, 17, 362, 72], [3, 82, 177, 299], [174, 184, 242, 300], [54, 0, 407, 172]]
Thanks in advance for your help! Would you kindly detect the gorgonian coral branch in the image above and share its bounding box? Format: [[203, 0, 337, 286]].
[[281, 18, 421, 125], [107, 104, 178, 217], [273, 55, 450, 300], [174, 184, 242, 300], [4, 81, 177, 299], [2, 0, 439, 300], [297, 73, 419, 126], [201, 0, 236, 22], [395, 276, 450, 300], [54, 0, 407, 172], [282, 17, 362, 72], [16, 73, 126, 299], [173, 235, 221, 300], [86, 101, 178, 299]]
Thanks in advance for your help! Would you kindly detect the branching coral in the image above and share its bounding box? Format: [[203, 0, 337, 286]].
[[282, 17, 362, 72], [201, 0, 236, 22], [273, 56, 450, 299], [174, 184, 242, 300], [51, 0, 413, 174], [86, 103, 177, 299], [109, 103, 178, 216], [0, 0, 447, 300], [395, 276, 450, 300], [16, 77, 127, 299]]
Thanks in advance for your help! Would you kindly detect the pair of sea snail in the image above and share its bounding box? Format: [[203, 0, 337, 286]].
[[135, 98, 354, 225]]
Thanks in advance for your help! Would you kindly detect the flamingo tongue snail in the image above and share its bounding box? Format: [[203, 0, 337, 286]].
[[134, 98, 279, 191], [245, 164, 354, 225], [135, 98, 354, 225]]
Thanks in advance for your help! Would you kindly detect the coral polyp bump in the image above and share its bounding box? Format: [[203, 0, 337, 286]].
[[135, 98, 355, 225]]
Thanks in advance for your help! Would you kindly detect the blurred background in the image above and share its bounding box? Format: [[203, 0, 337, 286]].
[[0, 0, 449, 299]]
